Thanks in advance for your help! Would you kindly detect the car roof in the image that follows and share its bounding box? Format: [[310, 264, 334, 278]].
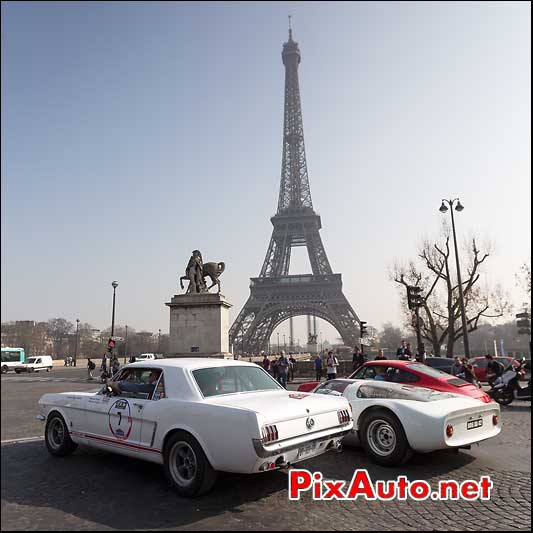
[[126, 358, 257, 370], [365, 360, 411, 366]]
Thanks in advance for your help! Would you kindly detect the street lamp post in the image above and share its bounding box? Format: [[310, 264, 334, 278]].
[[283, 334, 286, 352], [439, 199, 470, 357], [110, 281, 119, 364], [158, 329, 161, 354], [277, 332, 280, 353], [124, 325, 128, 364], [74, 319, 80, 367]]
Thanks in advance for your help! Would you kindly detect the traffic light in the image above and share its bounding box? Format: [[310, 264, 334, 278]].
[[360, 321, 368, 338], [407, 286, 424, 310]]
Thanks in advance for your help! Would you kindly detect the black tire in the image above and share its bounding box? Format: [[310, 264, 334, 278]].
[[494, 390, 514, 406], [15, 369, 22, 374], [164, 431, 217, 497], [44, 413, 78, 457], [359, 409, 413, 466], [47, 367, 52, 372], [1, 365, 8, 374]]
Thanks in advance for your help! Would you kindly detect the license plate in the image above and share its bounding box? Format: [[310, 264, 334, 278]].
[[297, 442, 318, 460], [467, 419, 483, 430]]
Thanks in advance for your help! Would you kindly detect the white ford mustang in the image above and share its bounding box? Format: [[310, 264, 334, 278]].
[[309, 379, 501, 466], [37, 359, 353, 496]]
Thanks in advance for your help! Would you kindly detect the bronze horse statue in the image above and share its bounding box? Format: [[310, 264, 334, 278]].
[[180, 262, 225, 294]]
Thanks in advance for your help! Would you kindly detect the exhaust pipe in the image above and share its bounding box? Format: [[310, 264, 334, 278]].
[[326, 440, 343, 453]]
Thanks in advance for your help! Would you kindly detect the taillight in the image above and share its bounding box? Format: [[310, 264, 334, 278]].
[[446, 424, 454, 437], [337, 409, 351, 425], [492, 414, 499, 426], [261, 424, 279, 444]]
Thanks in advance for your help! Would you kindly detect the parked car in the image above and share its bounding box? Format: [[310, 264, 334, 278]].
[[470, 356, 514, 382], [38, 358, 353, 497], [298, 361, 491, 403], [425, 357, 455, 374], [135, 353, 157, 361], [15, 355, 53, 373], [310, 378, 501, 466]]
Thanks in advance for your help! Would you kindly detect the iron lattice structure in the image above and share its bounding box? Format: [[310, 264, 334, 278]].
[[230, 28, 361, 354]]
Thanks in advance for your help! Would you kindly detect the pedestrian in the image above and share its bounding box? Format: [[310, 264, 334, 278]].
[[461, 358, 481, 388], [352, 346, 365, 371], [87, 358, 96, 380], [262, 353, 271, 373], [396, 340, 411, 361], [64, 356, 68, 367], [314, 354, 323, 381], [111, 357, 120, 376], [277, 352, 289, 388], [374, 349, 387, 361], [272, 357, 279, 380], [289, 355, 297, 382], [451, 356, 464, 376], [485, 354, 503, 387], [129, 355, 136, 364], [326, 351, 339, 380]]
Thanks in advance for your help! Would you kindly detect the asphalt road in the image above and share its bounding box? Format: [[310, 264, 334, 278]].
[[1, 367, 531, 531]]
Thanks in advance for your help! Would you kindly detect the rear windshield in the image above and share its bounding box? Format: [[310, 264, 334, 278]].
[[406, 363, 449, 379], [193, 366, 282, 398], [315, 380, 351, 396]]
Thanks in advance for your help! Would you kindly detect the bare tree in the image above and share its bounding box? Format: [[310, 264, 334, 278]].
[[46, 318, 74, 359], [516, 259, 531, 298], [378, 323, 407, 352], [391, 234, 511, 357]]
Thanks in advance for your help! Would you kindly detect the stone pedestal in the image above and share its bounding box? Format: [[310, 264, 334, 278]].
[[165, 293, 233, 359]]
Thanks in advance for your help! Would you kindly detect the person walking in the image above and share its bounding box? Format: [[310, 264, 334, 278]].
[[374, 349, 387, 361], [485, 354, 503, 387], [326, 351, 339, 381], [451, 356, 464, 377], [289, 355, 297, 382], [277, 353, 290, 388], [314, 354, 323, 381], [352, 346, 365, 371], [262, 354, 271, 373], [111, 357, 120, 376], [396, 340, 411, 361], [87, 358, 96, 380]]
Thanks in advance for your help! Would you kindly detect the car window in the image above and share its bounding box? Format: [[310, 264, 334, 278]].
[[392, 369, 420, 383], [193, 366, 282, 398], [35, 358, 41, 364], [315, 380, 351, 395], [111, 368, 162, 400], [472, 360, 487, 369], [406, 364, 448, 379], [26, 358, 36, 364], [350, 367, 369, 379]]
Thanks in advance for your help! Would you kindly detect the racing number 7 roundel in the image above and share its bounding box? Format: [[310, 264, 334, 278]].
[[108, 399, 133, 440]]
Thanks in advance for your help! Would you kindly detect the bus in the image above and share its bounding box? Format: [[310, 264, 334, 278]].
[[1, 347, 26, 374]]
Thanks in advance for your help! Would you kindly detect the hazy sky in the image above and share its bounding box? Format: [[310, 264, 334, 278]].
[[1, 1, 531, 345]]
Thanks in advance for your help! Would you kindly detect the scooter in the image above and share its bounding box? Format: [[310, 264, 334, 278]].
[[489, 359, 531, 406]]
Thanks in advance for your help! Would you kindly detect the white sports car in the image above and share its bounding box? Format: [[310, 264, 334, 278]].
[[37, 359, 353, 496], [310, 379, 501, 466]]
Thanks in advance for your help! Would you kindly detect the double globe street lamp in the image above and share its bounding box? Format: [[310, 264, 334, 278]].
[[439, 199, 470, 357]]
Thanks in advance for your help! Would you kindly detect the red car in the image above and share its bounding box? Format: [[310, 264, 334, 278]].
[[297, 360, 492, 403], [470, 356, 514, 382]]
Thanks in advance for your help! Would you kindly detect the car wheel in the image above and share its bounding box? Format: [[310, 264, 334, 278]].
[[45, 413, 78, 457], [47, 367, 52, 372], [15, 369, 22, 374], [359, 409, 413, 466], [1, 365, 8, 374], [164, 431, 217, 497], [495, 390, 514, 406]]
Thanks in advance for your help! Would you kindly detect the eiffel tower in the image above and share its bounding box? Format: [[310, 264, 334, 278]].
[[229, 23, 361, 354]]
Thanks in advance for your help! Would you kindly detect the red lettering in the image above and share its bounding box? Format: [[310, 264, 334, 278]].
[[375, 480, 396, 500], [323, 480, 346, 500], [479, 476, 493, 500], [439, 480, 459, 500], [313, 473, 322, 500], [410, 481, 431, 500], [396, 476, 409, 500], [346, 470, 375, 500], [460, 481, 479, 500], [288, 470, 312, 500]]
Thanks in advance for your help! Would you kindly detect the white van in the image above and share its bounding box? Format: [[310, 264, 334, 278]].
[[15, 355, 54, 373]]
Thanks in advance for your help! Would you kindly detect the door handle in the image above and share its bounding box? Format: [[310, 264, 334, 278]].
[[133, 403, 144, 410]]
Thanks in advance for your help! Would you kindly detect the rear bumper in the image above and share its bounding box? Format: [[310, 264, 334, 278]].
[[252, 425, 353, 458]]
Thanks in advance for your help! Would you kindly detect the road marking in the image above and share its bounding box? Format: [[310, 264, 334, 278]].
[[1, 436, 44, 445]]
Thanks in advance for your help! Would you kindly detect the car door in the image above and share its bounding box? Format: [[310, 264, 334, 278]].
[[83, 368, 148, 453], [138, 373, 167, 449]]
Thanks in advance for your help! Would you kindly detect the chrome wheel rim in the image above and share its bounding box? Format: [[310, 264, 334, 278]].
[[169, 442, 198, 487], [367, 419, 397, 456], [47, 418, 65, 450]]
